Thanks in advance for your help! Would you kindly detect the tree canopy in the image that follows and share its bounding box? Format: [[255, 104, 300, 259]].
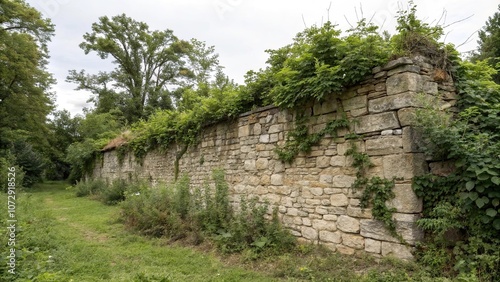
[[67, 14, 220, 123], [472, 4, 500, 83], [0, 0, 55, 186], [0, 0, 55, 149]]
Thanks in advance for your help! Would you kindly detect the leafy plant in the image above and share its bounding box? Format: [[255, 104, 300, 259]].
[[346, 142, 400, 240], [412, 48, 500, 282]]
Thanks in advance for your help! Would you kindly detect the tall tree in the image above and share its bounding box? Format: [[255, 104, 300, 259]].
[[0, 0, 55, 147], [472, 4, 500, 84], [0, 0, 55, 185], [68, 14, 219, 123]]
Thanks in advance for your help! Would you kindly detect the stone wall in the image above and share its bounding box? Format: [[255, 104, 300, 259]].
[[92, 56, 457, 259]]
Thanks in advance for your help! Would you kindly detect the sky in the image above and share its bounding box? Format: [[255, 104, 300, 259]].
[[25, 0, 499, 116]]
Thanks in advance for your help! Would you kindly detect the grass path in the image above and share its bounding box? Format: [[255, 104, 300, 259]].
[[2, 182, 280, 281]]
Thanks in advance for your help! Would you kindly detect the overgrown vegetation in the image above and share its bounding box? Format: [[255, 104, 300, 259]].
[[412, 56, 500, 281], [76, 170, 297, 256], [345, 141, 400, 241], [2, 182, 466, 281]]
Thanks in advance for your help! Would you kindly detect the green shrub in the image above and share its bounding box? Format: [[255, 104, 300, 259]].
[[120, 184, 183, 238], [100, 179, 127, 205], [0, 155, 25, 192], [74, 179, 106, 197], [118, 170, 296, 254]]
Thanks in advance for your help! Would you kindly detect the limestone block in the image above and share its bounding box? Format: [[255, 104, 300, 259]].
[[259, 134, 270, 143], [273, 161, 285, 173], [387, 184, 422, 213], [357, 84, 375, 94], [327, 207, 347, 215], [360, 219, 423, 245], [383, 153, 427, 180], [269, 124, 283, 134], [253, 123, 262, 135], [301, 226, 318, 241], [269, 133, 279, 143], [332, 175, 356, 188], [368, 92, 428, 113], [309, 188, 324, 196], [330, 194, 349, 207], [330, 156, 346, 167], [381, 242, 414, 260], [337, 215, 360, 233], [238, 125, 250, 137], [343, 95, 368, 111], [383, 57, 413, 71], [423, 81, 438, 95], [336, 245, 355, 255], [323, 215, 337, 221], [314, 101, 338, 115], [324, 188, 343, 195], [255, 158, 269, 170], [354, 112, 400, 134], [342, 233, 365, 249], [386, 72, 421, 95], [271, 174, 283, 186], [374, 71, 387, 79], [260, 175, 270, 185], [360, 219, 398, 242], [365, 136, 403, 156], [316, 206, 328, 215], [387, 65, 420, 76], [397, 108, 417, 126], [313, 219, 337, 231], [306, 199, 321, 205], [365, 238, 381, 254], [319, 174, 333, 184], [319, 230, 342, 244], [351, 107, 369, 117], [311, 156, 329, 168], [402, 127, 424, 153], [346, 206, 372, 218], [244, 160, 256, 171]]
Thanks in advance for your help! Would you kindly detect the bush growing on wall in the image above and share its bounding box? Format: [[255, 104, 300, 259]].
[[413, 55, 500, 281]]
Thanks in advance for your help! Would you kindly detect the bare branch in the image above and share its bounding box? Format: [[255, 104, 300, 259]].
[[326, 2, 332, 22], [302, 14, 308, 29], [443, 14, 474, 29], [344, 15, 354, 29], [457, 29, 479, 48]]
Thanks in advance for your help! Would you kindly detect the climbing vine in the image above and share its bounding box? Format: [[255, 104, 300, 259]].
[[275, 112, 350, 163], [345, 141, 401, 241]]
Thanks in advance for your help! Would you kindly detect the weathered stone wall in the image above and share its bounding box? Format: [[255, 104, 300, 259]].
[[92, 56, 456, 259]]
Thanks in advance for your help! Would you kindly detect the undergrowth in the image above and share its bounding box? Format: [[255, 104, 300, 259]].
[[76, 170, 296, 256]]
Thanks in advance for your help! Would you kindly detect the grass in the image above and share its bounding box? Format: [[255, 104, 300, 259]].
[[0, 182, 277, 281], [0, 181, 458, 282]]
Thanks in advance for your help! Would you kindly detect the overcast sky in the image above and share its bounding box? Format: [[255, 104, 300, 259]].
[[25, 0, 499, 116]]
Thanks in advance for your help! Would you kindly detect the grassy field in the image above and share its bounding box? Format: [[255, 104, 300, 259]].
[[1, 182, 280, 281], [0, 181, 454, 282]]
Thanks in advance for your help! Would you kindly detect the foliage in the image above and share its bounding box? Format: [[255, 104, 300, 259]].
[[3, 182, 459, 281], [471, 4, 500, 83], [11, 140, 46, 187], [65, 111, 124, 183], [125, 77, 251, 161], [346, 142, 400, 240], [250, 20, 391, 109], [391, 1, 443, 57], [67, 14, 221, 123], [118, 170, 295, 255], [413, 55, 500, 280], [275, 112, 350, 163], [0, 154, 25, 192], [0, 0, 56, 186]]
